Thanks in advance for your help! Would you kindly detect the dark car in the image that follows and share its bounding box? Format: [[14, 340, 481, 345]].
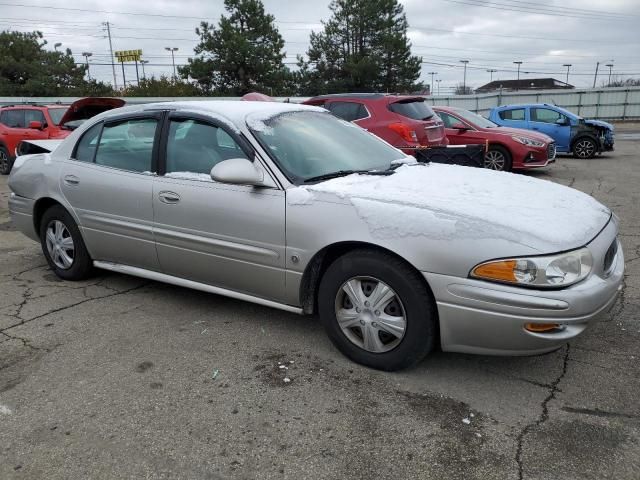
[[303, 93, 448, 154]]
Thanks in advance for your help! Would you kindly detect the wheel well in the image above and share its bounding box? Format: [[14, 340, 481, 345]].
[[570, 134, 598, 150], [299, 241, 435, 315], [487, 142, 511, 156], [32, 197, 63, 234]]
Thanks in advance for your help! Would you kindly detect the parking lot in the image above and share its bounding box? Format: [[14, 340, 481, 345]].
[[0, 125, 639, 479]]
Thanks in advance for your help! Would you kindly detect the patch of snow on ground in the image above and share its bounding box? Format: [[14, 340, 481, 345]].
[[286, 187, 314, 205], [0, 404, 13, 415], [308, 163, 610, 246], [164, 172, 213, 182]]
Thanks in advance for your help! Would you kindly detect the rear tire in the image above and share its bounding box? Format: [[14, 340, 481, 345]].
[[39, 205, 93, 280], [0, 146, 11, 175], [485, 145, 512, 171], [572, 137, 597, 159], [318, 249, 437, 371]]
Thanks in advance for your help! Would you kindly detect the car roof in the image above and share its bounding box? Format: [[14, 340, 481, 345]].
[[306, 93, 426, 103], [0, 104, 66, 110], [493, 103, 559, 109]]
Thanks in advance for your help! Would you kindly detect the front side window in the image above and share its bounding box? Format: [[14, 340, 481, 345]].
[[165, 119, 248, 176], [437, 112, 458, 128], [328, 102, 369, 122], [48, 107, 68, 125], [25, 110, 46, 126], [531, 108, 568, 124], [94, 118, 157, 172], [0, 109, 26, 128], [498, 108, 525, 121], [250, 111, 404, 184]]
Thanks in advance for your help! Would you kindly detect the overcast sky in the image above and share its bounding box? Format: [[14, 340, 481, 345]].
[[1, 0, 639, 93]]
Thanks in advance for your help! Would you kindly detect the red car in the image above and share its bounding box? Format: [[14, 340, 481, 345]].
[[0, 97, 125, 174], [433, 106, 556, 171], [303, 93, 448, 154]]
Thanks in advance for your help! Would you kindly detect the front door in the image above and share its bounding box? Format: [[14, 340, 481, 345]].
[[529, 107, 571, 150], [59, 114, 162, 270], [152, 115, 287, 302]]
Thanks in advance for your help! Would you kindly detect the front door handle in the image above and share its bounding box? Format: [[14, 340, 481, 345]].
[[63, 175, 79, 186], [158, 191, 181, 204]]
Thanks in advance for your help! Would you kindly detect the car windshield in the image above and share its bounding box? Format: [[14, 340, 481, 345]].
[[47, 107, 68, 125], [249, 111, 405, 184], [452, 109, 498, 128], [388, 100, 435, 120]]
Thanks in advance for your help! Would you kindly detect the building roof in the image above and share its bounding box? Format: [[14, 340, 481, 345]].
[[476, 78, 574, 93]]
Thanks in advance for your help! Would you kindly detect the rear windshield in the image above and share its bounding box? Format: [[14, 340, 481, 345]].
[[388, 100, 435, 121]]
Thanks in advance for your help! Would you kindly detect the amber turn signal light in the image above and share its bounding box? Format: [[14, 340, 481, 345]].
[[524, 323, 561, 333]]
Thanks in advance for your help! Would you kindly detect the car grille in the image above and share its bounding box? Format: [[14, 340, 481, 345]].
[[603, 239, 618, 277], [547, 142, 556, 160]]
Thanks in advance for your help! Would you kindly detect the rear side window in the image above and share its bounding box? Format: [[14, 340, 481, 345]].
[[498, 108, 525, 121], [94, 118, 157, 172], [0, 109, 26, 128], [327, 102, 369, 122], [74, 123, 102, 162], [388, 100, 434, 121]]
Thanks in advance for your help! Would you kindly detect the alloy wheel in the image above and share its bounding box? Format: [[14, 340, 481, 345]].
[[574, 140, 595, 158], [45, 220, 75, 269], [484, 150, 506, 170], [334, 276, 407, 353]]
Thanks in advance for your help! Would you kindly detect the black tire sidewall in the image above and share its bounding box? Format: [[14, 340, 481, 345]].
[[318, 250, 437, 371], [0, 146, 11, 175], [573, 137, 597, 159], [486, 145, 513, 171], [39, 205, 93, 280]]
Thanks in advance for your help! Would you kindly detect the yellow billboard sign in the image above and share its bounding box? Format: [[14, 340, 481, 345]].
[[115, 49, 142, 62]]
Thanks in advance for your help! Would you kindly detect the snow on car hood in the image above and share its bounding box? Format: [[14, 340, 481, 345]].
[[584, 119, 614, 131], [305, 163, 611, 251]]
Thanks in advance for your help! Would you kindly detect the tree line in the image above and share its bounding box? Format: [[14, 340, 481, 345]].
[[0, 0, 423, 97]]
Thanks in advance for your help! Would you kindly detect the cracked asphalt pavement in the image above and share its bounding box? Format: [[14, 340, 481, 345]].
[[1, 126, 639, 479]]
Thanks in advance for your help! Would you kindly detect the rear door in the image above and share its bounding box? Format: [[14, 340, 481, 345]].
[[529, 107, 571, 150], [152, 113, 287, 302], [59, 113, 162, 270], [495, 107, 528, 130]]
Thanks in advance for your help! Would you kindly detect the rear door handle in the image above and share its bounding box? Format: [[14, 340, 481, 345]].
[[158, 191, 181, 204], [63, 175, 79, 186]]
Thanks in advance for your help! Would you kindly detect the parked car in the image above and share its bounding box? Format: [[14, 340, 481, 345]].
[[303, 93, 448, 154], [0, 97, 125, 174], [488, 103, 614, 159], [9, 101, 623, 371], [434, 106, 556, 171]]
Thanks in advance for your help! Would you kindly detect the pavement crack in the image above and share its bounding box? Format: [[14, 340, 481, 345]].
[[515, 344, 570, 480], [0, 282, 149, 334], [0, 331, 50, 352]]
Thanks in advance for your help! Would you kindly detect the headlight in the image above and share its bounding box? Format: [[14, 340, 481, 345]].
[[512, 135, 545, 147], [471, 248, 593, 288]]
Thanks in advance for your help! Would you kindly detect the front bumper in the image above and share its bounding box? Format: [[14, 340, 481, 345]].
[[424, 219, 624, 355]]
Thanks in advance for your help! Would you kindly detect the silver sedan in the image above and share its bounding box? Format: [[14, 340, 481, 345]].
[[8, 101, 624, 370]]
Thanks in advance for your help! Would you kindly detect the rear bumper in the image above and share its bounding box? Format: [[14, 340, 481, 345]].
[[424, 221, 624, 355], [8, 193, 38, 241]]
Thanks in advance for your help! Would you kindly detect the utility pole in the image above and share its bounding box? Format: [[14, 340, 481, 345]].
[[134, 60, 140, 85], [82, 52, 93, 81], [103, 21, 117, 90], [436, 79, 442, 96], [140, 60, 148, 80], [166, 47, 178, 80], [605, 63, 614, 86], [486, 69, 497, 82], [593, 61, 600, 88], [460, 60, 469, 94], [427, 71, 437, 96], [563, 64, 572, 84]]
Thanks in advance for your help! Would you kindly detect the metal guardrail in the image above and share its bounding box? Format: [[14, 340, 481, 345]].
[[1, 86, 639, 120]]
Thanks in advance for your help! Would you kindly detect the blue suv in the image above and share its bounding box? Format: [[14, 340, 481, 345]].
[[488, 104, 614, 159]]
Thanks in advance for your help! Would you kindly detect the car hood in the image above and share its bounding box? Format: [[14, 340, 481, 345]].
[[489, 126, 553, 143], [584, 119, 614, 131], [58, 97, 126, 128], [305, 163, 611, 252]]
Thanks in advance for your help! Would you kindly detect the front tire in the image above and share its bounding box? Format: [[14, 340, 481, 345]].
[[572, 137, 597, 159], [484, 145, 512, 171], [318, 249, 437, 371], [39, 205, 93, 280], [0, 146, 12, 175]]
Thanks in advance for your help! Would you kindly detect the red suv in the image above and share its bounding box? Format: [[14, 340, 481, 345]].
[[0, 98, 125, 174], [303, 94, 448, 154]]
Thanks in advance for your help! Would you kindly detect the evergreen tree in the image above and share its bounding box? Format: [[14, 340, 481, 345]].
[[300, 0, 422, 94], [180, 0, 287, 95]]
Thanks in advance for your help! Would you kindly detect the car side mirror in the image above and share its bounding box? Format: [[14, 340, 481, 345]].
[[555, 118, 569, 126], [210, 158, 265, 186], [451, 122, 468, 131], [28, 121, 43, 130]]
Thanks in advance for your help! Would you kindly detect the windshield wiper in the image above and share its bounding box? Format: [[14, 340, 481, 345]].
[[303, 169, 393, 184]]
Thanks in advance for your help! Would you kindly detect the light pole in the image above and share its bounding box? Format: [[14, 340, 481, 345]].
[[165, 47, 178, 80], [486, 69, 497, 82], [427, 71, 437, 96], [54, 42, 62, 51], [605, 63, 614, 86], [436, 79, 442, 96], [563, 64, 572, 84], [82, 52, 93, 81], [140, 60, 149, 80], [513, 61, 523, 91], [460, 60, 469, 94]]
